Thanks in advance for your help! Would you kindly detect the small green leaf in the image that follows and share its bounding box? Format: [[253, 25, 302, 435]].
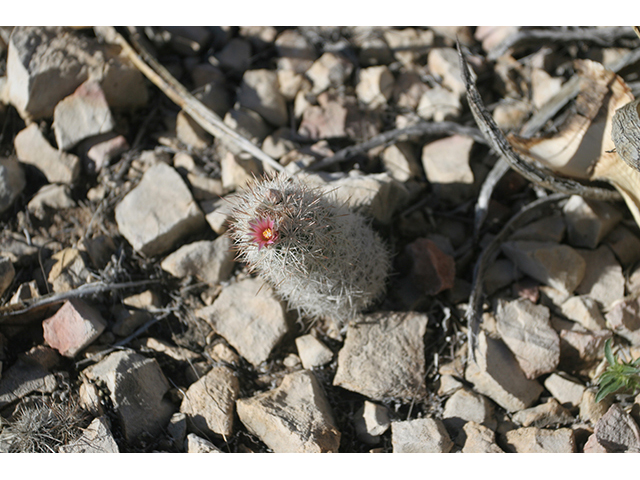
[[604, 338, 616, 366]]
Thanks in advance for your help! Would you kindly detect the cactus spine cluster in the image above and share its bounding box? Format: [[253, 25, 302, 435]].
[[228, 173, 390, 325]]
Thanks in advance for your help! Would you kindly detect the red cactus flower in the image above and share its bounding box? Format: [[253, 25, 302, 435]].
[[249, 217, 278, 250]]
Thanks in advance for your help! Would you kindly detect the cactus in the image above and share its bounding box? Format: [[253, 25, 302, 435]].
[[228, 172, 391, 325]]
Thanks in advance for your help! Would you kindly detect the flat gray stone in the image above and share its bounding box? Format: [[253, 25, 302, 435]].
[[236, 370, 340, 452], [391, 417, 453, 453], [53, 80, 115, 150], [115, 163, 206, 257], [495, 298, 560, 379], [509, 214, 566, 243], [501, 240, 586, 294], [604, 224, 640, 267], [81, 350, 174, 443], [560, 295, 606, 331], [512, 398, 574, 428], [333, 311, 428, 401], [14, 124, 81, 185], [161, 237, 235, 285], [595, 403, 640, 452], [180, 365, 239, 437], [543, 373, 586, 408], [465, 331, 543, 412], [443, 388, 496, 431], [195, 277, 288, 366]]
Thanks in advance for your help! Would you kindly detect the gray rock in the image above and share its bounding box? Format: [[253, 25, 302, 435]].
[[512, 398, 574, 428], [161, 237, 235, 286], [383, 28, 434, 65], [223, 107, 271, 147], [0, 157, 25, 214], [483, 258, 522, 295], [355, 65, 394, 109], [45, 247, 93, 293], [295, 334, 333, 369], [544, 373, 586, 408], [236, 370, 340, 452], [559, 327, 611, 366], [52, 80, 115, 151], [306, 52, 353, 95], [421, 135, 475, 203], [563, 195, 622, 249], [416, 85, 462, 122], [381, 142, 422, 182], [576, 246, 624, 309], [495, 298, 560, 379], [503, 427, 576, 453], [220, 151, 265, 191], [200, 195, 238, 234], [42, 299, 106, 358], [604, 224, 640, 267], [501, 240, 586, 294], [443, 388, 496, 431], [239, 69, 288, 127], [59, 416, 119, 453], [27, 184, 76, 220], [185, 433, 222, 453], [427, 47, 466, 96], [560, 295, 606, 331], [14, 124, 81, 185], [354, 401, 390, 444], [0, 359, 57, 408], [214, 38, 252, 73], [77, 131, 129, 174], [333, 311, 428, 401], [81, 350, 174, 443], [605, 297, 640, 345], [115, 163, 206, 257], [274, 29, 316, 74], [460, 422, 504, 453], [509, 214, 566, 243], [0, 256, 15, 298], [391, 417, 453, 453], [195, 277, 288, 366], [301, 170, 409, 225], [180, 365, 239, 437], [580, 389, 612, 424], [465, 331, 543, 412], [594, 404, 640, 452]]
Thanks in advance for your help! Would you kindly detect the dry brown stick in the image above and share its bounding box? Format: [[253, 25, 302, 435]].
[[458, 43, 622, 202], [488, 27, 638, 61], [307, 120, 487, 171], [102, 26, 285, 174], [465, 192, 571, 361]]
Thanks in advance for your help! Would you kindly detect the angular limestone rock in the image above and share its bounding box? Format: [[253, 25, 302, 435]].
[[495, 298, 560, 379], [605, 297, 640, 345], [443, 388, 496, 431], [512, 398, 574, 428], [576, 246, 624, 309], [59, 416, 119, 453], [115, 163, 206, 257], [81, 350, 174, 443], [460, 422, 504, 453], [161, 237, 235, 286], [355, 65, 394, 109], [14, 124, 81, 185], [562, 195, 622, 249], [594, 403, 640, 452], [238, 69, 288, 127], [560, 295, 606, 331], [391, 417, 453, 453], [333, 311, 428, 401], [180, 365, 239, 437], [295, 334, 333, 369], [421, 135, 475, 203], [0, 359, 57, 409], [236, 370, 340, 452], [52, 80, 115, 151], [465, 331, 543, 412], [503, 427, 576, 453], [501, 240, 586, 294], [195, 277, 288, 366]]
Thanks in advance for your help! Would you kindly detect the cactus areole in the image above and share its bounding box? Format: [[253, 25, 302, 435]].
[[228, 173, 391, 324]]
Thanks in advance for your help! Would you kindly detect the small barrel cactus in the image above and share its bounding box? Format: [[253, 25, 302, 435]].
[[228, 172, 390, 325]]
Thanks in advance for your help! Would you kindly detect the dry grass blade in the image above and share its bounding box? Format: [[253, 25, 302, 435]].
[[101, 26, 285, 174]]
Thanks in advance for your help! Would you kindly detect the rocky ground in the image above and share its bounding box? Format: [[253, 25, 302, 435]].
[[0, 26, 640, 453]]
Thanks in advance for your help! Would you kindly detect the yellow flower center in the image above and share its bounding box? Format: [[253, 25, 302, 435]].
[[262, 228, 273, 241]]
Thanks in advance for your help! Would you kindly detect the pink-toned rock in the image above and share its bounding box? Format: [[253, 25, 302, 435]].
[[583, 433, 608, 453], [405, 238, 455, 295], [76, 133, 129, 175], [43, 299, 106, 358], [594, 404, 640, 452], [298, 92, 348, 139]]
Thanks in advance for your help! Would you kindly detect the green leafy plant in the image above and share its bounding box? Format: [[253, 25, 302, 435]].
[[595, 338, 640, 403]]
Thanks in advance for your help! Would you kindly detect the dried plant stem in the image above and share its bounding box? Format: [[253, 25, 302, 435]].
[[103, 26, 285, 174], [466, 193, 570, 361]]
